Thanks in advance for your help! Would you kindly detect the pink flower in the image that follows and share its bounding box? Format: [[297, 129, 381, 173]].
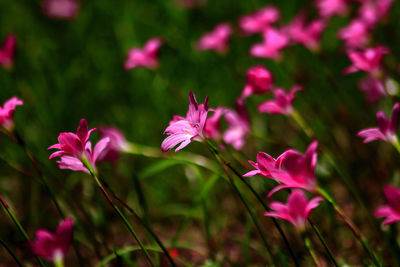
[[222, 99, 250, 150], [124, 38, 163, 70], [338, 19, 370, 48], [316, 0, 349, 18], [375, 185, 400, 225], [239, 6, 280, 35], [0, 96, 23, 131], [98, 126, 131, 163], [358, 0, 395, 27], [344, 45, 389, 75], [264, 190, 323, 230], [48, 119, 110, 173], [30, 218, 74, 263], [241, 65, 274, 98], [196, 23, 233, 53], [283, 14, 326, 50], [357, 102, 399, 143], [250, 27, 289, 60], [42, 0, 78, 20], [162, 91, 209, 152], [204, 107, 224, 140], [244, 141, 319, 197], [258, 86, 302, 115], [358, 76, 387, 103], [0, 34, 16, 69]]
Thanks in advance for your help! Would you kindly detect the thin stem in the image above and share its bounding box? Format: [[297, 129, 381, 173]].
[[302, 233, 320, 267], [317, 187, 381, 266], [392, 138, 400, 155], [291, 110, 314, 139], [54, 258, 64, 267], [0, 238, 24, 267], [81, 158, 155, 267]]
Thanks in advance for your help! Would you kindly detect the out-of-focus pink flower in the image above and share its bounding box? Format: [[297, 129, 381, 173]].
[[258, 86, 302, 115], [375, 185, 400, 225], [358, 0, 395, 27], [245, 141, 319, 197], [205, 107, 224, 140], [30, 218, 74, 263], [48, 119, 110, 173], [357, 102, 399, 143], [344, 45, 389, 75], [98, 126, 131, 163], [0, 97, 23, 131], [338, 19, 370, 48], [125, 38, 163, 70], [283, 14, 326, 50], [162, 91, 209, 152], [222, 99, 250, 150], [358, 76, 387, 103], [239, 6, 280, 35], [316, 0, 349, 18], [241, 65, 274, 98], [250, 27, 289, 60], [264, 190, 323, 230], [42, 0, 78, 20], [196, 23, 233, 53], [0, 35, 16, 69]]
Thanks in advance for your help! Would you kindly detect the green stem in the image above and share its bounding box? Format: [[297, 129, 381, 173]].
[[291, 110, 314, 139], [0, 238, 24, 267], [317, 187, 381, 266], [392, 138, 400, 155], [302, 234, 320, 267], [54, 258, 64, 267], [81, 158, 155, 267]]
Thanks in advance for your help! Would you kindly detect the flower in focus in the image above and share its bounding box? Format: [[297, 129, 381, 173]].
[[30, 218, 74, 263], [162, 91, 209, 152], [245, 141, 319, 197], [358, 76, 387, 103], [239, 6, 280, 35], [196, 23, 233, 53], [258, 85, 302, 115], [375, 185, 400, 225], [357, 102, 399, 143], [358, 0, 395, 27], [0, 96, 23, 132], [316, 0, 349, 18], [48, 119, 110, 173], [125, 38, 163, 70], [338, 19, 370, 48], [42, 0, 78, 20], [283, 13, 326, 51], [222, 99, 250, 150], [250, 27, 289, 60], [98, 126, 131, 164], [241, 65, 274, 98], [0, 34, 16, 69], [264, 190, 323, 230], [344, 45, 389, 75]]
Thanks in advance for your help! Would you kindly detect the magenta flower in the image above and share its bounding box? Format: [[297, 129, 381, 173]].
[[338, 19, 370, 48], [250, 27, 289, 60], [358, 0, 394, 27], [204, 107, 224, 140], [222, 99, 250, 150], [239, 6, 280, 35], [162, 91, 209, 152], [124, 38, 163, 70], [258, 86, 302, 115], [316, 0, 349, 18], [0, 34, 16, 69], [283, 14, 326, 50], [344, 45, 389, 75], [241, 65, 274, 98], [0, 96, 23, 131], [42, 0, 78, 20], [264, 190, 323, 230], [48, 119, 110, 173], [375, 185, 400, 225], [196, 23, 233, 53], [357, 102, 399, 143], [30, 218, 74, 263], [244, 141, 319, 197], [358, 76, 387, 103], [98, 126, 131, 163]]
